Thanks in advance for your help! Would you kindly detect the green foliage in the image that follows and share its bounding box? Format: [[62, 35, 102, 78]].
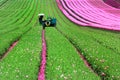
[[50, 0, 120, 79], [45, 28, 100, 80], [0, 26, 42, 80], [0, 0, 42, 80], [0, 0, 120, 80], [0, 0, 40, 57], [42, 0, 100, 80]]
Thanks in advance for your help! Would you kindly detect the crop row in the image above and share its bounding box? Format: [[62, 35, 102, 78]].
[[0, 0, 43, 80], [57, 0, 120, 31], [54, 0, 120, 79], [0, 0, 120, 80], [45, 28, 100, 80], [0, 25, 42, 80], [0, 0, 39, 57], [0, 0, 8, 7], [41, 0, 100, 80]]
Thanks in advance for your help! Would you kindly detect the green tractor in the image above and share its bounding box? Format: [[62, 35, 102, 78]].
[[38, 14, 57, 29]]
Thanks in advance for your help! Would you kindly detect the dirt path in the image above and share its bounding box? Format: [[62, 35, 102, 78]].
[[38, 29, 47, 80], [0, 41, 18, 61]]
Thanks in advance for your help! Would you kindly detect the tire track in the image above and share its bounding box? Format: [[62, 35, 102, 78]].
[[0, 40, 18, 61], [38, 0, 47, 80], [38, 29, 46, 80]]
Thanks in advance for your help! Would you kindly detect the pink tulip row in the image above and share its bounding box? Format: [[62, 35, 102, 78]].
[[38, 30, 46, 80], [56, 0, 120, 31]]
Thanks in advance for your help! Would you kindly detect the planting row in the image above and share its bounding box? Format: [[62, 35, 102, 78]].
[[41, 0, 100, 80], [0, 0, 43, 79], [54, 0, 120, 79], [0, 0, 39, 58], [57, 0, 120, 31], [0, 25, 42, 80], [0, 0, 8, 7], [46, 28, 100, 80]]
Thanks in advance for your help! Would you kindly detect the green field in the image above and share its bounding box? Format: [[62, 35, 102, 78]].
[[0, 0, 120, 80]]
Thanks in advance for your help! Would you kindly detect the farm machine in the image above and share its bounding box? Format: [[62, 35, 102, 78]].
[[38, 14, 57, 29]]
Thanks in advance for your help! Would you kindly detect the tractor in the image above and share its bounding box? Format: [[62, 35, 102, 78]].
[[38, 14, 57, 29]]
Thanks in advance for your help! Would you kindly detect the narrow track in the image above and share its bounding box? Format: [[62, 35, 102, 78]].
[[0, 40, 18, 61], [38, 29, 46, 80]]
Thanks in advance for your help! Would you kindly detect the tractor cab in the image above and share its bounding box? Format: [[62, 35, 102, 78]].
[[38, 14, 57, 29]]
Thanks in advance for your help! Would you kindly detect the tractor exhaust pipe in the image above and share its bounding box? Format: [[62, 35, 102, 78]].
[[38, 14, 45, 24]]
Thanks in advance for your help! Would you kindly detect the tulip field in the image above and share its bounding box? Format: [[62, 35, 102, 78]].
[[0, 0, 120, 80]]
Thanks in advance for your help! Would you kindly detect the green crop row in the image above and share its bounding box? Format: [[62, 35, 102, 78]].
[[45, 28, 100, 80], [0, 0, 19, 17], [0, 0, 8, 7], [0, 0, 20, 20], [0, 0, 43, 79], [0, 0, 120, 80], [86, 31, 120, 54], [41, 0, 100, 80], [0, 0, 29, 32], [0, 0, 32, 32], [0, 0, 39, 57], [0, 25, 42, 80], [50, 0, 120, 79]]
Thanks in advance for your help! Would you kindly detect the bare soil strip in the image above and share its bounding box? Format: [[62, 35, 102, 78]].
[[0, 40, 18, 61], [38, 29, 46, 80], [75, 48, 98, 76]]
